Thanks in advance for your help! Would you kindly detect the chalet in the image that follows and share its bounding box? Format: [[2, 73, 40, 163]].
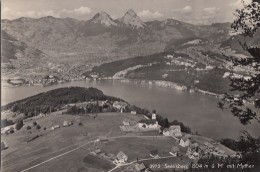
[[179, 135, 191, 147], [51, 125, 60, 130], [135, 163, 146, 172], [169, 125, 182, 137], [170, 146, 180, 156], [138, 119, 159, 129], [115, 151, 128, 164]]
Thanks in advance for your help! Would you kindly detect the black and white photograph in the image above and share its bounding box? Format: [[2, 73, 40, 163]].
[[1, 0, 260, 171]]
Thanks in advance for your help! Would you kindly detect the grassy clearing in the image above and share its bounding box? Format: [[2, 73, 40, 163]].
[[83, 154, 114, 170]]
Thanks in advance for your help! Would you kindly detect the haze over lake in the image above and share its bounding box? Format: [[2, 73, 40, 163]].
[[2, 80, 259, 139]]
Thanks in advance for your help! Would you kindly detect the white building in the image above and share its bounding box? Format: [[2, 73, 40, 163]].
[[138, 119, 159, 129], [130, 111, 137, 115], [123, 120, 130, 126], [63, 121, 72, 127]]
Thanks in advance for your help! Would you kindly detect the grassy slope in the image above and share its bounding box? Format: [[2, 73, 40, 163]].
[[1, 113, 144, 172]]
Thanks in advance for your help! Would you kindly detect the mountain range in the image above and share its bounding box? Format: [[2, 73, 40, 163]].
[[1, 9, 259, 79]]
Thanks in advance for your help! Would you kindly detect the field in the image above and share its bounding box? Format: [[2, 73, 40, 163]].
[[2, 111, 235, 172], [1, 112, 146, 172], [101, 137, 179, 161]]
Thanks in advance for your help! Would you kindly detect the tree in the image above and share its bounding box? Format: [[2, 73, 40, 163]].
[[36, 125, 41, 130], [15, 120, 23, 130], [33, 121, 37, 126], [219, 0, 260, 125], [9, 128, 14, 134], [26, 126, 32, 130], [216, 1, 260, 167]]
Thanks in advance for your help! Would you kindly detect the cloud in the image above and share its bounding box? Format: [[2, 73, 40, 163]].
[[3, 7, 10, 13], [172, 6, 193, 12], [2, 6, 92, 20], [138, 10, 163, 20], [171, 6, 194, 23], [183, 6, 192, 11], [2, 7, 60, 19], [24, 10, 60, 18], [171, 5, 221, 25], [61, 6, 92, 16]]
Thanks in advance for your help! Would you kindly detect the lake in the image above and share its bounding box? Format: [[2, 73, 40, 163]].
[[1, 80, 259, 139]]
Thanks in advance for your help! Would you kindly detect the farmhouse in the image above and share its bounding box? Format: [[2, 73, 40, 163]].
[[179, 135, 191, 147], [169, 125, 182, 137], [114, 151, 128, 164]]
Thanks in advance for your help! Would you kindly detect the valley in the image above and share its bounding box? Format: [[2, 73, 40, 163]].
[[2, 9, 258, 85]]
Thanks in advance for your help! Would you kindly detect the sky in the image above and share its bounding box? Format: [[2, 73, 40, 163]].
[[1, 0, 251, 24]]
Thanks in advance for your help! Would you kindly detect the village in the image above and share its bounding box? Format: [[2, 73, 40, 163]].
[[1, 100, 238, 172]]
